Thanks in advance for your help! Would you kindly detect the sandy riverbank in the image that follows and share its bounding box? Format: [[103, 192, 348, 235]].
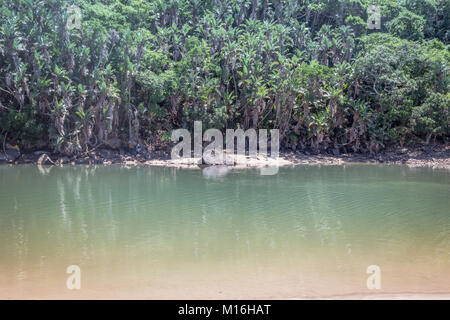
[[1, 144, 449, 169], [2, 292, 450, 300]]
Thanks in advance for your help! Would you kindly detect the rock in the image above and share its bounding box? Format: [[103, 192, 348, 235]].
[[37, 154, 55, 165], [75, 157, 90, 165], [58, 156, 70, 165], [2, 144, 20, 162], [2, 148, 20, 162], [34, 150, 50, 156]]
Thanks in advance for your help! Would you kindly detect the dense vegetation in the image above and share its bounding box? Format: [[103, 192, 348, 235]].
[[0, 0, 449, 156]]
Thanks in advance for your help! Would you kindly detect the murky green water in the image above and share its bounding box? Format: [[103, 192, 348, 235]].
[[0, 164, 449, 299]]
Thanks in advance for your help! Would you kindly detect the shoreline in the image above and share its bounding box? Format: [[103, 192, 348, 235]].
[[2, 291, 450, 300], [1, 145, 449, 170]]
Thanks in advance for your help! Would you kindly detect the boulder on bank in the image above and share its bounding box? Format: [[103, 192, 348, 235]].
[[34, 150, 51, 156], [57, 156, 71, 165], [37, 154, 55, 165], [1, 144, 21, 162]]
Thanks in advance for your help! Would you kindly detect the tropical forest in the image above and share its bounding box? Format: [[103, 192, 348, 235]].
[[0, 0, 449, 157]]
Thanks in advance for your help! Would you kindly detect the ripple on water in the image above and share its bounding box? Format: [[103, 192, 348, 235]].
[[0, 164, 449, 298]]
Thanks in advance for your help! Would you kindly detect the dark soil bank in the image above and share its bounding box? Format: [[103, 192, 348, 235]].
[[1, 144, 449, 169]]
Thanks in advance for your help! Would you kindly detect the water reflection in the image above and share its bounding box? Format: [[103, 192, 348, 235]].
[[0, 164, 449, 297], [202, 165, 232, 179]]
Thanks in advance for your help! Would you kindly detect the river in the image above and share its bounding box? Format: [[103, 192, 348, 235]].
[[0, 164, 449, 299]]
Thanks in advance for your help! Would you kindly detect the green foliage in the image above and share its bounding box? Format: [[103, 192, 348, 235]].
[[387, 9, 426, 40], [0, 0, 448, 154], [411, 93, 450, 140], [0, 107, 46, 145]]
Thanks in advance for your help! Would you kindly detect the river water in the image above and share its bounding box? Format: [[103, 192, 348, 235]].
[[0, 164, 449, 299]]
